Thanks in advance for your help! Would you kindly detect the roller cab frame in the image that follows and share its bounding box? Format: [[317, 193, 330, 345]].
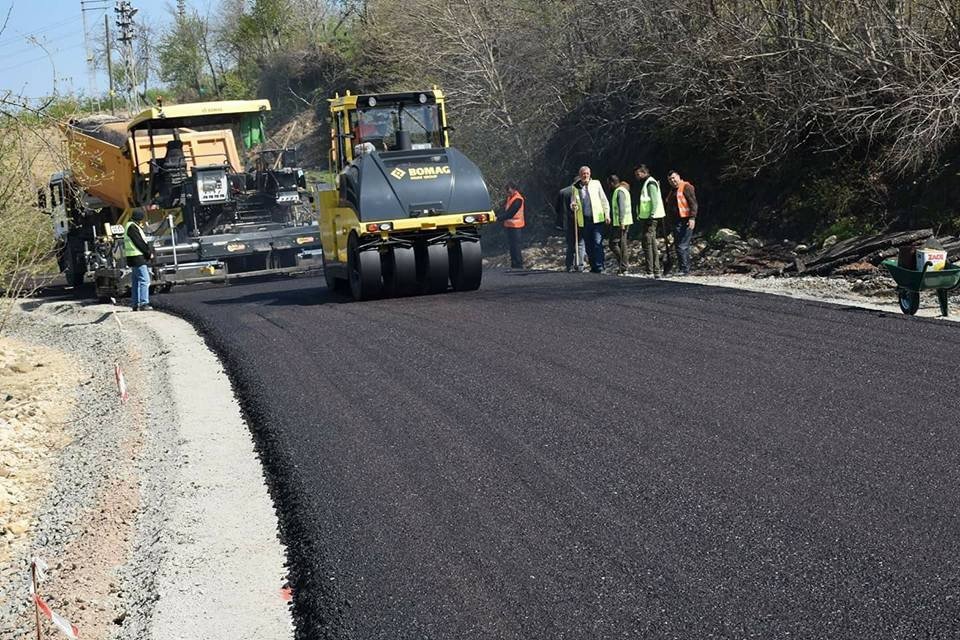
[[318, 88, 495, 300]]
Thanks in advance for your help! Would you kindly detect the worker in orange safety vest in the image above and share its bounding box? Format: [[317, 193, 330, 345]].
[[500, 182, 526, 269], [665, 169, 698, 275]]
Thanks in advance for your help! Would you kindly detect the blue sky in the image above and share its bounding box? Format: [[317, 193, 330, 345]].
[[0, 0, 199, 100]]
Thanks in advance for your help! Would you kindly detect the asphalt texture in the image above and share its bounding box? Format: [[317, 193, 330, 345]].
[[151, 269, 960, 640]]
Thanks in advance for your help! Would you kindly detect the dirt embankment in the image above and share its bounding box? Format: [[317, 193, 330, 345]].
[[0, 299, 292, 640], [0, 339, 80, 564]]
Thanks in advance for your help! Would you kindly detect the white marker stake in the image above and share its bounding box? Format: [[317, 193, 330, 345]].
[[115, 362, 129, 403], [30, 558, 79, 639]]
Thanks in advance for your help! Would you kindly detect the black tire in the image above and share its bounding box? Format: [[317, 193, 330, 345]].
[[383, 246, 418, 297], [898, 287, 920, 315], [348, 235, 382, 301], [449, 239, 483, 291], [64, 243, 86, 288], [417, 242, 449, 294]]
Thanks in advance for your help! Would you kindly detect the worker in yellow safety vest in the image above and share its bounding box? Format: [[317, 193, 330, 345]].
[[606, 175, 632, 274], [124, 209, 154, 310], [500, 182, 526, 269], [634, 164, 666, 277], [570, 166, 610, 273]]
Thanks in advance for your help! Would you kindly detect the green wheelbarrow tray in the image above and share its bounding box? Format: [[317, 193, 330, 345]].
[[881, 259, 960, 316]]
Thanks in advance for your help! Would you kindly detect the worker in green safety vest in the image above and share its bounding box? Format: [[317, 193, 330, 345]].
[[607, 175, 633, 275], [570, 166, 610, 273], [124, 209, 154, 311], [634, 165, 666, 277]]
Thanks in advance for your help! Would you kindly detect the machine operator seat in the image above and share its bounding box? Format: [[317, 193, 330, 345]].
[[154, 139, 189, 208]]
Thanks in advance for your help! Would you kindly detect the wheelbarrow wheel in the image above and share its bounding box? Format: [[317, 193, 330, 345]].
[[898, 287, 920, 315]]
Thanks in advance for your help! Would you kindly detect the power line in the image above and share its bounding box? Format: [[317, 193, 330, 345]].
[[0, 22, 81, 52], [0, 42, 86, 74], [0, 17, 78, 48], [0, 37, 86, 61]]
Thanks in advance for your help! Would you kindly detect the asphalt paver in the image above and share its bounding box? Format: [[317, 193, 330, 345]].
[[155, 269, 960, 639]]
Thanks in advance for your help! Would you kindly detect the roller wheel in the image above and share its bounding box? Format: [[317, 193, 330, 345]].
[[449, 239, 483, 291], [383, 246, 418, 297], [898, 287, 919, 315], [417, 243, 449, 294], [348, 235, 382, 301]]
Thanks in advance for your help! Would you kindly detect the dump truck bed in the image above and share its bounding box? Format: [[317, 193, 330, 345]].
[[64, 126, 135, 209], [65, 121, 243, 209]]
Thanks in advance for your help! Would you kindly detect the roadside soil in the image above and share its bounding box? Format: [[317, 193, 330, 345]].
[[0, 297, 292, 640]]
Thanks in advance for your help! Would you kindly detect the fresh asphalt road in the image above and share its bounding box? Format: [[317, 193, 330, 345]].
[[155, 269, 960, 639]]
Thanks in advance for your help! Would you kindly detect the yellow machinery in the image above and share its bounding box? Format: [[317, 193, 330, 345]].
[[46, 100, 320, 297], [317, 89, 496, 300]]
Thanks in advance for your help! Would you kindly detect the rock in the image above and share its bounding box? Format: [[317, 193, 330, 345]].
[[7, 362, 30, 374], [114, 610, 127, 624], [0, 464, 12, 477], [6, 520, 30, 535], [714, 228, 741, 243], [795, 244, 810, 253], [747, 238, 764, 249], [822, 235, 838, 250]]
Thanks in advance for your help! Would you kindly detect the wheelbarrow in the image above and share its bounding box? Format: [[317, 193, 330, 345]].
[[881, 258, 960, 316]]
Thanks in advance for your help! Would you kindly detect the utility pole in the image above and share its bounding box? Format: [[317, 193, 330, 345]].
[[80, 0, 110, 108], [114, 0, 140, 113], [143, 36, 149, 98], [105, 13, 115, 114]]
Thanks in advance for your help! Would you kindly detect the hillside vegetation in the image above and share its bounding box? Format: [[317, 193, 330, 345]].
[[19, 1, 960, 245]]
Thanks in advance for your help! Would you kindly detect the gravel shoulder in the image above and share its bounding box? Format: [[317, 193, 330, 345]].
[[638, 272, 960, 322], [0, 297, 291, 640]]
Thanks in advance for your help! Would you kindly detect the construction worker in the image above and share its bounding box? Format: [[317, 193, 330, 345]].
[[634, 165, 666, 277], [606, 175, 632, 274], [570, 166, 610, 273], [125, 209, 154, 311], [500, 182, 525, 269], [665, 170, 698, 275], [555, 178, 585, 272]]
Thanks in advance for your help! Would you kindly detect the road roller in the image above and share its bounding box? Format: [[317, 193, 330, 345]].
[[316, 88, 496, 300]]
